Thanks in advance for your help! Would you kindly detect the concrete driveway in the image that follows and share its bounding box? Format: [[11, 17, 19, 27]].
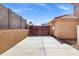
[[1, 36, 79, 56]]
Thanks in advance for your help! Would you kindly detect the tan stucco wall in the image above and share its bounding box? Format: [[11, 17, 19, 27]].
[[48, 21, 55, 36], [53, 18, 79, 40], [0, 29, 29, 54], [50, 26, 53, 35]]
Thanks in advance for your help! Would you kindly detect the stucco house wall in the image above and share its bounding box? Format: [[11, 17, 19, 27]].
[[48, 14, 79, 40], [54, 19, 79, 40]]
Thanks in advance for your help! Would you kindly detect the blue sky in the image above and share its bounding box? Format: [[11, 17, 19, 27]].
[[2, 3, 74, 25]]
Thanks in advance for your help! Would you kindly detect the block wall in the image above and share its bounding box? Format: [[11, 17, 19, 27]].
[[0, 5, 9, 29], [0, 29, 29, 54], [8, 9, 21, 29]]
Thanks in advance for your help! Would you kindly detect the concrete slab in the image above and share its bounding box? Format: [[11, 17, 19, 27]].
[[45, 48, 79, 56], [43, 36, 73, 48], [1, 48, 44, 56], [1, 36, 79, 56], [1, 36, 44, 56], [12, 37, 43, 49]]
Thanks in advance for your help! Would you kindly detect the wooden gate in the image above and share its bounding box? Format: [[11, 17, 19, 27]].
[[29, 26, 50, 36]]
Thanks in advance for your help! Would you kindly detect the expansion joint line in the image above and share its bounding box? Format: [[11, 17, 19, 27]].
[[41, 37, 46, 56]]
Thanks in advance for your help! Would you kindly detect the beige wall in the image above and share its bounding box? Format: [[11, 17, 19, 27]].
[[48, 21, 55, 36], [0, 29, 29, 54], [53, 18, 79, 40], [48, 18, 79, 40], [50, 26, 53, 35]]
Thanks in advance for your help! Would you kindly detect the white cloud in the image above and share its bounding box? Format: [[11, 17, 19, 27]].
[[36, 3, 47, 6], [35, 3, 52, 9], [12, 8, 33, 13], [12, 9, 22, 13], [58, 5, 71, 11]]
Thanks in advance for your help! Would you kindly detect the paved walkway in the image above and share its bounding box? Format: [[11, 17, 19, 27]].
[[1, 36, 79, 56]]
